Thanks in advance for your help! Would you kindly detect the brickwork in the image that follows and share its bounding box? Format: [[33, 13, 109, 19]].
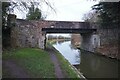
[[9, 14, 119, 59], [71, 34, 81, 47], [97, 28, 120, 59]]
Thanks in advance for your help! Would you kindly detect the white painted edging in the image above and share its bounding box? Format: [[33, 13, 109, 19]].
[[68, 64, 86, 79]]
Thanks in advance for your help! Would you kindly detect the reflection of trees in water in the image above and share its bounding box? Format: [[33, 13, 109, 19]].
[[69, 42, 81, 64], [75, 50, 81, 64], [57, 40, 70, 44], [90, 57, 100, 71], [57, 40, 64, 44], [69, 43, 77, 50], [54, 41, 57, 44], [69, 44, 74, 50]]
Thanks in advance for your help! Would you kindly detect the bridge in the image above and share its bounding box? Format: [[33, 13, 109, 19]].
[[9, 14, 99, 52], [42, 28, 96, 33], [36, 20, 99, 52], [9, 14, 119, 59]]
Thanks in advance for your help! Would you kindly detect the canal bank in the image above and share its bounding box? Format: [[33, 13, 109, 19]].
[[78, 47, 120, 61], [76, 49, 119, 78], [46, 44, 86, 78], [3, 47, 82, 78], [51, 40, 119, 78]]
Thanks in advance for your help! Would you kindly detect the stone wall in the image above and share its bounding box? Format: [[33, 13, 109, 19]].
[[11, 19, 50, 49], [80, 33, 100, 52], [96, 28, 120, 59], [71, 34, 82, 47], [10, 18, 96, 49], [11, 19, 39, 48], [9, 14, 120, 59]]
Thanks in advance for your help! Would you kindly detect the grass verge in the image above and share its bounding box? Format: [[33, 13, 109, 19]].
[[3, 48, 55, 78], [47, 44, 81, 78], [55, 51, 80, 78]]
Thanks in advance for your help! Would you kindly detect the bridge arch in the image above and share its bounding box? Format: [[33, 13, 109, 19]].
[[41, 27, 99, 52]]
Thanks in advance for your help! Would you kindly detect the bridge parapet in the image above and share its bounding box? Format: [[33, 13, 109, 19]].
[[15, 18, 98, 29], [17, 20, 98, 30], [14, 19, 98, 49], [31, 20, 97, 29]]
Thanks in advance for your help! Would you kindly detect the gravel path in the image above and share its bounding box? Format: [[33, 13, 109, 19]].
[[45, 47, 65, 78], [3, 47, 65, 78], [3, 60, 30, 78]]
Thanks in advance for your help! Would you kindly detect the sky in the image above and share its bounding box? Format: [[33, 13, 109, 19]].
[[43, 0, 98, 37], [14, 0, 99, 37], [15, 0, 98, 21], [43, 0, 98, 21]]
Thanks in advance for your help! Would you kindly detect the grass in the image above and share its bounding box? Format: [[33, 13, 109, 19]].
[[47, 40, 56, 44], [3, 46, 82, 78], [55, 51, 80, 78], [3, 48, 55, 78], [47, 43, 80, 78]]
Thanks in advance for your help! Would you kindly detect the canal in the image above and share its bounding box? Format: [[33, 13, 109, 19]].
[[52, 40, 119, 78]]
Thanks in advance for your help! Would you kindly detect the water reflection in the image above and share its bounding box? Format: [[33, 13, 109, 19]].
[[52, 40, 119, 78], [53, 41, 80, 65], [79, 50, 118, 78]]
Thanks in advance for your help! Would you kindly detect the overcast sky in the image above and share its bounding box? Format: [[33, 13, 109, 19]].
[[15, 0, 98, 21], [44, 0, 98, 36], [15, 0, 98, 37], [43, 0, 98, 21]]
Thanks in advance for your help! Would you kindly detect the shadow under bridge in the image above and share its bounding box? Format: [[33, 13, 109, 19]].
[[42, 28, 96, 33]]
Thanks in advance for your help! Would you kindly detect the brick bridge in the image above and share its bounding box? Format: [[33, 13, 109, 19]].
[[12, 19, 99, 52], [9, 14, 119, 59], [41, 20, 99, 52]]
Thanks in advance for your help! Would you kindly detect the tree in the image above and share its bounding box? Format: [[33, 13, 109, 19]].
[[82, 11, 100, 22], [2, 2, 11, 48], [2, 1, 55, 48], [26, 5, 45, 20], [92, 2, 120, 28], [2, 2, 11, 28]]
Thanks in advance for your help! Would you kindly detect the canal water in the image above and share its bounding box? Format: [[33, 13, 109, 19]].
[[52, 41, 119, 78]]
